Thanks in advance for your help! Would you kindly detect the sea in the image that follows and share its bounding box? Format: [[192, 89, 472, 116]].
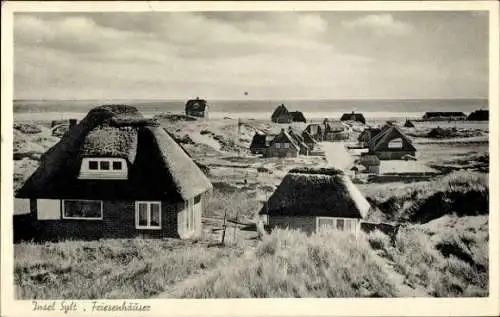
[[13, 98, 488, 122]]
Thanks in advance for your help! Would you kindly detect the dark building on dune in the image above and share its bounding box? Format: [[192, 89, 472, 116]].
[[260, 168, 371, 236], [467, 110, 489, 121], [289, 111, 307, 123], [367, 125, 416, 160], [340, 111, 366, 125], [422, 112, 466, 121], [403, 120, 415, 128], [249, 132, 272, 155], [271, 104, 292, 123], [185, 97, 208, 118], [14, 105, 212, 242]]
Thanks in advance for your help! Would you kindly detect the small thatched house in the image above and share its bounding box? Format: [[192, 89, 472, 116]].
[[287, 127, 311, 155], [340, 111, 366, 125], [289, 111, 307, 123], [357, 127, 382, 147], [467, 110, 488, 121], [301, 130, 317, 150], [266, 128, 299, 158], [359, 154, 380, 174], [185, 97, 208, 118], [271, 104, 291, 123], [259, 168, 371, 235], [249, 132, 272, 155], [15, 105, 213, 241], [403, 120, 415, 128], [304, 123, 324, 141], [368, 125, 416, 160], [422, 112, 466, 121], [323, 120, 348, 141]]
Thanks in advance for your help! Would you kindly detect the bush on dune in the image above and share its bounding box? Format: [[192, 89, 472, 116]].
[[367, 171, 488, 223], [170, 229, 398, 298]]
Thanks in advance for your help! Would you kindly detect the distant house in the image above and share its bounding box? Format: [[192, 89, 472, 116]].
[[185, 97, 208, 118], [467, 110, 488, 121], [403, 120, 415, 128], [340, 111, 366, 125], [422, 112, 466, 121], [304, 123, 324, 141], [266, 128, 300, 158], [259, 168, 371, 235], [271, 104, 292, 123], [301, 130, 317, 150], [357, 127, 382, 147], [358, 154, 380, 174], [368, 125, 416, 160], [323, 119, 349, 141], [289, 111, 307, 123], [15, 104, 213, 242], [250, 132, 271, 155]]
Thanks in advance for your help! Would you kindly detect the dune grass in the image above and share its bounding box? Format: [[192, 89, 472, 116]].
[[367, 215, 488, 297], [367, 171, 488, 223], [14, 239, 242, 299], [167, 229, 398, 298]]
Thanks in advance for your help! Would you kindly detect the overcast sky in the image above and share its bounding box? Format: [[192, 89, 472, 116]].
[[14, 11, 488, 100]]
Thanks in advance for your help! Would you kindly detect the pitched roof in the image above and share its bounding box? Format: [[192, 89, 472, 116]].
[[271, 104, 289, 121], [403, 120, 415, 128], [16, 104, 212, 201], [370, 126, 416, 152], [357, 127, 381, 142], [260, 168, 370, 218], [270, 129, 300, 151], [340, 112, 366, 124], [289, 111, 307, 122], [367, 124, 392, 148]]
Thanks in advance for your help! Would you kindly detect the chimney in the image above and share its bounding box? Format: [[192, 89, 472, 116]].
[[69, 119, 77, 130]]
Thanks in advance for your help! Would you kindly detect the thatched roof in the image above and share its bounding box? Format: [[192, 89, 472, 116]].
[[370, 126, 416, 152], [340, 112, 366, 124], [467, 110, 488, 121], [271, 104, 289, 122], [81, 126, 138, 162], [250, 133, 269, 150], [289, 111, 306, 123], [404, 120, 415, 128], [16, 104, 212, 201], [260, 168, 370, 218], [357, 127, 381, 142], [185, 98, 208, 112], [301, 130, 317, 145]]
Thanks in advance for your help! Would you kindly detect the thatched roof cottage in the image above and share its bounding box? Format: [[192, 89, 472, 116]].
[[265, 128, 300, 158], [368, 125, 416, 160], [15, 105, 212, 241], [467, 109, 488, 121], [249, 132, 272, 155], [259, 168, 371, 235], [340, 111, 366, 125], [185, 97, 208, 118], [271, 104, 291, 123], [289, 111, 307, 123]]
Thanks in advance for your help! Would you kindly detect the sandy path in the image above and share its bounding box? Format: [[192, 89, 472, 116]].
[[321, 142, 353, 171]]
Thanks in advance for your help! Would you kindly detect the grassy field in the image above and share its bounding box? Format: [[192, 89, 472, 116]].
[[14, 239, 243, 299]]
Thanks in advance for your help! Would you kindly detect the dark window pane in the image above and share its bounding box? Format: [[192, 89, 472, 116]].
[[336, 219, 344, 230], [138, 203, 148, 226], [194, 195, 201, 204], [112, 161, 122, 170], [100, 161, 110, 170], [64, 200, 101, 218], [88, 161, 98, 170], [151, 203, 160, 227]]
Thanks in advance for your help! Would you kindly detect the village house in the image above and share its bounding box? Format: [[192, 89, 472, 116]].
[[304, 123, 324, 141], [323, 119, 349, 141], [340, 111, 366, 125], [367, 125, 416, 160], [15, 105, 212, 241], [265, 128, 300, 158], [287, 127, 312, 155], [249, 132, 274, 155], [259, 168, 371, 235], [403, 120, 415, 128], [467, 109, 488, 121], [301, 130, 317, 151], [289, 111, 307, 123], [271, 104, 292, 123], [357, 127, 382, 147], [422, 112, 466, 121], [185, 97, 208, 118]]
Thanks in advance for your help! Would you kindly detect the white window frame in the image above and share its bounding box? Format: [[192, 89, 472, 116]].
[[62, 199, 103, 220], [316, 217, 357, 233], [275, 143, 281, 149], [388, 138, 403, 149], [284, 143, 290, 149], [135, 201, 162, 229], [79, 157, 127, 180]]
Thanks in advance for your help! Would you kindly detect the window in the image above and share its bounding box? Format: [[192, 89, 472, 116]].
[[275, 143, 281, 149], [79, 158, 128, 180], [135, 201, 161, 229], [62, 200, 103, 220], [317, 217, 357, 234], [88, 161, 98, 170], [100, 161, 110, 170], [336, 219, 344, 230], [284, 143, 290, 149], [112, 161, 122, 170]]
